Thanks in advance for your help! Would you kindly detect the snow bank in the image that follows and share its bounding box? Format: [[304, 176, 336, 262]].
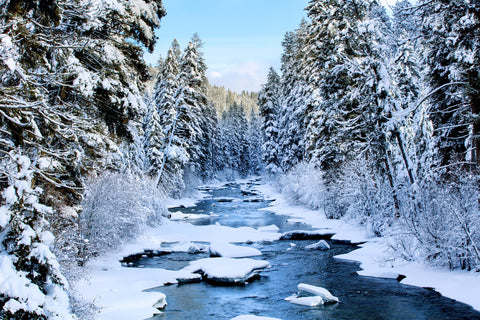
[[335, 241, 480, 311], [258, 182, 480, 312]]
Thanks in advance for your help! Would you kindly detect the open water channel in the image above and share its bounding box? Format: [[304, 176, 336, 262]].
[[127, 180, 480, 320]]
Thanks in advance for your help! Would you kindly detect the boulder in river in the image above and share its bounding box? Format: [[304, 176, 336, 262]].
[[305, 240, 331, 250], [280, 230, 335, 241], [182, 257, 270, 286], [152, 293, 167, 310]]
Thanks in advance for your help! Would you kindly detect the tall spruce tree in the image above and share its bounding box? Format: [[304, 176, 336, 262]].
[[258, 68, 281, 174], [418, 0, 480, 174]]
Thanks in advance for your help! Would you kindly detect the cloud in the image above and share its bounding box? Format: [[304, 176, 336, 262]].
[[207, 60, 271, 92]]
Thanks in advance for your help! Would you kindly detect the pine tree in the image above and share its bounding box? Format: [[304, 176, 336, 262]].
[[418, 0, 480, 174], [247, 110, 264, 174], [258, 68, 281, 174], [150, 40, 186, 196], [174, 36, 210, 177]]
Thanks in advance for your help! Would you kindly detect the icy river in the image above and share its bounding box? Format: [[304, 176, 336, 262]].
[[124, 180, 480, 320]]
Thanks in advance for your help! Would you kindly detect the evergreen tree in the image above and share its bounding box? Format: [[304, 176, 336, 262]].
[[150, 40, 186, 196], [174, 35, 210, 178], [258, 68, 281, 174], [247, 110, 264, 174], [418, 0, 480, 174]]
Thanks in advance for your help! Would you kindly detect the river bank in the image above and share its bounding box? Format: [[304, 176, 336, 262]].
[[74, 179, 480, 319]]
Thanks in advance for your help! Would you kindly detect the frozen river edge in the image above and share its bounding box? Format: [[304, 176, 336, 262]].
[[74, 179, 480, 320]]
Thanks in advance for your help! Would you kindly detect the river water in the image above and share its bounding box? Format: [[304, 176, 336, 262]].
[[129, 181, 480, 320]]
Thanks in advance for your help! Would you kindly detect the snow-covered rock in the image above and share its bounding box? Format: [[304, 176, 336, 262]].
[[230, 316, 282, 320], [297, 283, 339, 303], [305, 240, 331, 250], [285, 294, 324, 307], [182, 257, 269, 285], [152, 293, 167, 310], [209, 241, 262, 258], [285, 283, 339, 307]]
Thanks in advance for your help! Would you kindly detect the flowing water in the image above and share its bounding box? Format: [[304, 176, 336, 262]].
[[128, 181, 480, 320]]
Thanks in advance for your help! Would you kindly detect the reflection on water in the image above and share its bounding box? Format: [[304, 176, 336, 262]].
[[138, 182, 480, 320]]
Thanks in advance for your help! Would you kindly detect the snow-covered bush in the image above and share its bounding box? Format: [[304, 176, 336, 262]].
[[278, 162, 325, 210], [398, 176, 480, 271], [328, 157, 397, 237], [79, 172, 166, 262]]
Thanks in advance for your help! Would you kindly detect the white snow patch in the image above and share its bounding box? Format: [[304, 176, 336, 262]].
[[285, 294, 324, 307], [182, 257, 269, 284], [257, 225, 280, 232], [297, 283, 339, 303], [305, 240, 331, 250], [209, 241, 262, 258]]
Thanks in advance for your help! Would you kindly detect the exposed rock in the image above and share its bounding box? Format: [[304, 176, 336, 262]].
[[280, 230, 335, 241], [305, 240, 331, 250]]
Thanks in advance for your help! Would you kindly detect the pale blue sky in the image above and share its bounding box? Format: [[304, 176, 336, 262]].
[[144, 0, 398, 93]]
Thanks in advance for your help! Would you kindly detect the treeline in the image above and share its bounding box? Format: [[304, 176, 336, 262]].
[[207, 84, 259, 118], [258, 0, 480, 271], [145, 37, 263, 198]]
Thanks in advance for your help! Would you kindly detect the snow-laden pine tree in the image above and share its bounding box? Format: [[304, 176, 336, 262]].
[[247, 109, 264, 175], [149, 40, 187, 197], [258, 68, 281, 174], [277, 26, 309, 172], [73, 0, 166, 140], [418, 0, 480, 174], [174, 36, 211, 179], [1, 0, 166, 317]]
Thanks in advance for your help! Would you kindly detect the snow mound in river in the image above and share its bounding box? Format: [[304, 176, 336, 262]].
[[182, 257, 269, 285]]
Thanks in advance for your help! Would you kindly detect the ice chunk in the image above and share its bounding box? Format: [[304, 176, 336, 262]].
[[297, 283, 339, 303], [305, 240, 331, 250], [152, 293, 167, 310], [183, 257, 269, 285], [209, 242, 262, 258], [285, 294, 324, 307]]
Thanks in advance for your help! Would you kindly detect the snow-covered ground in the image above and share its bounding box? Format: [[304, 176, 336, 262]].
[[255, 183, 480, 312]]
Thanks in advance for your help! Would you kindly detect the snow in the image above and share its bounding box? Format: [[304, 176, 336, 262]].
[[285, 294, 324, 307], [209, 241, 262, 258], [182, 257, 269, 284], [0, 206, 11, 228], [152, 292, 167, 310], [305, 240, 331, 250], [75, 180, 480, 319], [74, 204, 279, 319], [258, 182, 480, 311], [297, 283, 339, 303]]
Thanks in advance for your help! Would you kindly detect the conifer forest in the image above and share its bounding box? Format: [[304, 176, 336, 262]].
[[1, 0, 480, 319]]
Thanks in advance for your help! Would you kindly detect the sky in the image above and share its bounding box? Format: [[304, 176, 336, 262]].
[[144, 0, 399, 93]]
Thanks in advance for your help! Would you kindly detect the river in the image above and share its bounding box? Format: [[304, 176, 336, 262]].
[[126, 180, 480, 320]]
